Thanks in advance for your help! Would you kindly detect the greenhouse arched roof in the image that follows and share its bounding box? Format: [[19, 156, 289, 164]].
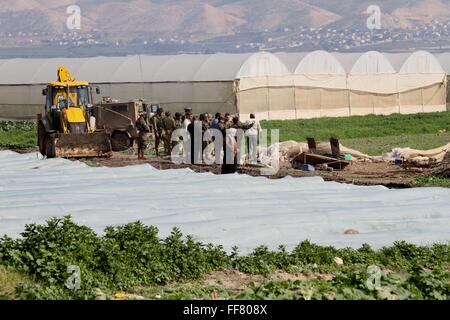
[[399, 51, 444, 74], [0, 50, 446, 85], [0, 52, 290, 85], [294, 50, 346, 75], [349, 51, 396, 74]]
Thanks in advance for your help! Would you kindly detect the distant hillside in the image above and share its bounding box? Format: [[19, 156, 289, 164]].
[[0, 0, 449, 40]]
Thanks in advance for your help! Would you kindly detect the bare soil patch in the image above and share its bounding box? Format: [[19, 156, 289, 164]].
[[202, 269, 334, 291], [82, 152, 428, 189]]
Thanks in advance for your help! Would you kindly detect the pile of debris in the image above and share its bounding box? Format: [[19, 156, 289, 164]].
[[257, 139, 375, 172], [261, 140, 450, 173], [381, 143, 450, 168], [264, 140, 374, 164]]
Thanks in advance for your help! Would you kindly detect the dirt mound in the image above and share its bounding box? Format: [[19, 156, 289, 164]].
[[432, 152, 450, 178], [202, 270, 333, 291]]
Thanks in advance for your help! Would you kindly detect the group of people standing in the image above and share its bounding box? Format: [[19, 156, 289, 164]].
[[135, 107, 184, 160], [135, 107, 262, 174]]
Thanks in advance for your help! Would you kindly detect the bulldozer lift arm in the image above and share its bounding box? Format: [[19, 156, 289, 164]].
[[58, 66, 76, 83]]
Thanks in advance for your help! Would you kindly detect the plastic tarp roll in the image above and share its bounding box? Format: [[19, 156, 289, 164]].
[[394, 143, 450, 162]]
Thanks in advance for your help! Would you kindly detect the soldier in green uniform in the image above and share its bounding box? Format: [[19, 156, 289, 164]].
[[162, 111, 176, 155], [199, 113, 211, 152], [170, 112, 183, 152], [224, 113, 233, 130], [150, 107, 164, 157], [174, 112, 183, 130], [135, 111, 151, 160]]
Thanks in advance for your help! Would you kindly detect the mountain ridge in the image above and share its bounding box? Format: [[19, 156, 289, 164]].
[[0, 0, 448, 39]]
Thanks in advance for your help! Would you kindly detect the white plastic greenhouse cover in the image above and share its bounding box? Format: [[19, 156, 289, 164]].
[[275, 52, 309, 73], [0, 52, 290, 85], [330, 52, 366, 73], [235, 52, 290, 78], [0, 51, 447, 85], [141, 54, 254, 82], [349, 51, 396, 74], [382, 53, 412, 72], [295, 50, 346, 75], [1, 151, 450, 253], [436, 52, 450, 74], [399, 50, 445, 74]]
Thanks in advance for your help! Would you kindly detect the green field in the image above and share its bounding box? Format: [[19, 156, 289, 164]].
[[2, 112, 450, 155], [0, 217, 449, 300], [0, 122, 36, 149], [262, 112, 450, 156]]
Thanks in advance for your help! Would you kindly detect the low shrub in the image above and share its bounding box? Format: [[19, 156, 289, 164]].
[[0, 217, 448, 300]]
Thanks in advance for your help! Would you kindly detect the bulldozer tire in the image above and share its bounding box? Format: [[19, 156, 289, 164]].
[[111, 132, 132, 152], [37, 122, 47, 156], [44, 135, 56, 159]]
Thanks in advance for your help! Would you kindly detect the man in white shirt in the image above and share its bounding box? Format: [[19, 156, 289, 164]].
[[245, 114, 261, 165], [183, 107, 193, 130], [89, 115, 96, 131]]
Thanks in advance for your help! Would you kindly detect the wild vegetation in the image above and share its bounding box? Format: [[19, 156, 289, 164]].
[[415, 176, 450, 188], [0, 217, 448, 300], [0, 121, 36, 149]]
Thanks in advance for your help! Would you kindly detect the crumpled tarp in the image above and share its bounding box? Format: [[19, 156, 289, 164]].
[[382, 143, 450, 165], [263, 141, 373, 163], [265, 141, 450, 166]]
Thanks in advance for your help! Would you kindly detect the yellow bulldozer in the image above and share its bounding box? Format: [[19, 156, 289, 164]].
[[37, 66, 112, 158]]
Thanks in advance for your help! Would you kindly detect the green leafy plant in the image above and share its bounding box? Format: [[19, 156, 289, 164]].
[[0, 217, 448, 300]]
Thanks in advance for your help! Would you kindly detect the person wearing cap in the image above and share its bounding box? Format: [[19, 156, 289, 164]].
[[135, 111, 151, 160], [174, 112, 183, 130], [150, 107, 164, 157], [183, 107, 193, 130], [162, 111, 176, 155]]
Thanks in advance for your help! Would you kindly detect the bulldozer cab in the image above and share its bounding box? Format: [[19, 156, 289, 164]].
[[44, 66, 92, 110], [44, 83, 91, 110], [44, 83, 93, 134]]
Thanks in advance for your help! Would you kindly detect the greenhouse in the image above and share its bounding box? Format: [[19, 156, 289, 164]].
[[0, 50, 447, 121]]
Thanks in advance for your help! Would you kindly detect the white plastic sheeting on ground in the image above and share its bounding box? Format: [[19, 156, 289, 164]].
[[0, 151, 449, 253]]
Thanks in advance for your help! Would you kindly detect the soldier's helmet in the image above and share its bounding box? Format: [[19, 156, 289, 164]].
[[157, 107, 164, 114], [175, 112, 182, 118]]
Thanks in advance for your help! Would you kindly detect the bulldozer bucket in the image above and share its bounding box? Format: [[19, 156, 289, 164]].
[[46, 132, 112, 158]]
